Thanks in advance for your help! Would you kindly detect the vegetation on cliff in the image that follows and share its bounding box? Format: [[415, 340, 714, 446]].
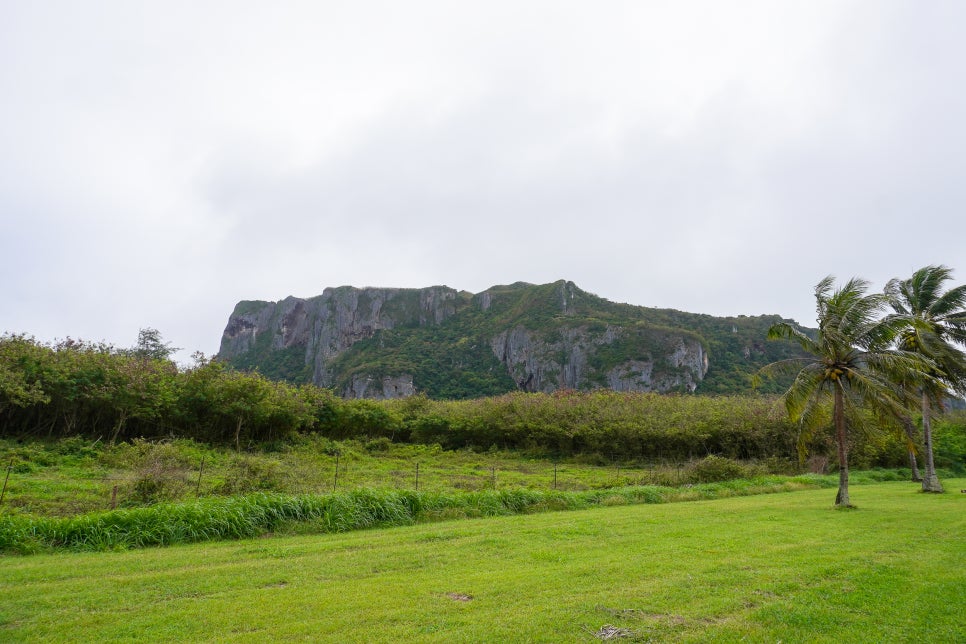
[[220, 280, 808, 398]]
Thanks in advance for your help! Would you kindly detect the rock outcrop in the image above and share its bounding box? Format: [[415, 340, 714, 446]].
[[490, 324, 707, 394], [218, 280, 800, 399], [220, 285, 461, 388], [343, 374, 416, 400]]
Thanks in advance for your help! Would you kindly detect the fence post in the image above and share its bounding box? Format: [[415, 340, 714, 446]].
[[110, 484, 118, 510], [553, 462, 557, 490], [0, 459, 12, 506], [491, 466, 496, 489], [415, 462, 419, 492], [196, 456, 205, 495], [333, 452, 340, 492]]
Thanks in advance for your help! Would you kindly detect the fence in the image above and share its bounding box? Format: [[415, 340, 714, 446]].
[[0, 454, 732, 515]]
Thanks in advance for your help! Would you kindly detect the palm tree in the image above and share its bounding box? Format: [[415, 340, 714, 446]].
[[898, 415, 923, 482], [760, 276, 923, 507], [886, 265, 966, 493]]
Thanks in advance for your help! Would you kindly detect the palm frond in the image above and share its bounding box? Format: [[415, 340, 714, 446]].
[[889, 265, 966, 396], [753, 356, 812, 389], [766, 322, 818, 352], [814, 275, 836, 324], [930, 283, 966, 319], [846, 364, 916, 422], [794, 390, 832, 461], [910, 265, 951, 313], [780, 362, 826, 423], [884, 278, 911, 315]]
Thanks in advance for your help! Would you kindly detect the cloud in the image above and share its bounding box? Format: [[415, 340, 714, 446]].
[[1, 1, 964, 362]]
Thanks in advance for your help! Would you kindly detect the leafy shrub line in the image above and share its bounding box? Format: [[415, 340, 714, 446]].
[[0, 475, 851, 554], [0, 334, 912, 466]]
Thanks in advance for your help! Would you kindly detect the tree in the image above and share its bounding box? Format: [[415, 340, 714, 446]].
[[885, 265, 966, 493], [131, 328, 180, 361], [0, 335, 51, 415], [759, 276, 923, 507], [98, 353, 178, 443]]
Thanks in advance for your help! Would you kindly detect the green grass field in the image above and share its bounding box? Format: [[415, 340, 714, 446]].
[[2, 480, 962, 643]]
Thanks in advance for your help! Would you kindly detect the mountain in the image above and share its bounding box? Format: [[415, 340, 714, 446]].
[[217, 280, 807, 399]]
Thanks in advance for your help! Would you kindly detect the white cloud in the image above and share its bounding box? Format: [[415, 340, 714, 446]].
[[2, 1, 964, 361]]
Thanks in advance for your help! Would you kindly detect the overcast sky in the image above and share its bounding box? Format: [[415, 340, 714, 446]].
[[2, 1, 964, 363]]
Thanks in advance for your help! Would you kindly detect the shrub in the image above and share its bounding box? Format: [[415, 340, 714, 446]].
[[364, 437, 393, 453], [757, 456, 798, 475], [127, 442, 194, 504], [54, 436, 102, 460], [933, 412, 966, 474], [687, 455, 754, 483], [215, 456, 286, 494]]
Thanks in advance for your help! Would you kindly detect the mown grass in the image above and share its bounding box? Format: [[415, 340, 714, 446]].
[[1, 480, 962, 642]]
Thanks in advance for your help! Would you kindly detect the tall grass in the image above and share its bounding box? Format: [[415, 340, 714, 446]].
[[0, 475, 849, 554]]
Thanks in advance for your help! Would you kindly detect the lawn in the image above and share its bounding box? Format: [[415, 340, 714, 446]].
[[1, 480, 963, 642]]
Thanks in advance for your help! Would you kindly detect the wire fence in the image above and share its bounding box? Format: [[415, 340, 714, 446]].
[[0, 454, 714, 515]]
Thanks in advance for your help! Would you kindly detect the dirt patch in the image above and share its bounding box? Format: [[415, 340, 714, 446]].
[[596, 605, 685, 625], [445, 592, 473, 602], [591, 624, 635, 640]]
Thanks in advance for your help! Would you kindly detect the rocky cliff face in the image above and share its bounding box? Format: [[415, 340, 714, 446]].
[[605, 340, 708, 393], [219, 280, 797, 399], [490, 325, 707, 394], [343, 374, 416, 400], [219, 285, 460, 387]]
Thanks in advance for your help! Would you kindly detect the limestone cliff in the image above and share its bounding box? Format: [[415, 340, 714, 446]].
[[343, 374, 416, 400], [489, 325, 707, 393], [219, 285, 462, 387], [218, 280, 801, 399]]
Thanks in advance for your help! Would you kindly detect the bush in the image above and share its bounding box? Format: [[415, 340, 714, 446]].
[[757, 456, 798, 475], [127, 442, 194, 504], [364, 437, 393, 453], [215, 456, 286, 494], [291, 433, 343, 457], [54, 436, 102, 460], [687, 455, 755, 483], [933, 412, 966, 474]]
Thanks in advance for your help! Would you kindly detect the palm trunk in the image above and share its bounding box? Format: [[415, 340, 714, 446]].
[[907, 450, 922, 482], [833, 386, 851, 507], [921, 392, 944, 493], [901, 416, 922, 481]]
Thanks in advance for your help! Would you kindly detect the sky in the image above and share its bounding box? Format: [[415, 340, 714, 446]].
[[2, 1, 964, 364]]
